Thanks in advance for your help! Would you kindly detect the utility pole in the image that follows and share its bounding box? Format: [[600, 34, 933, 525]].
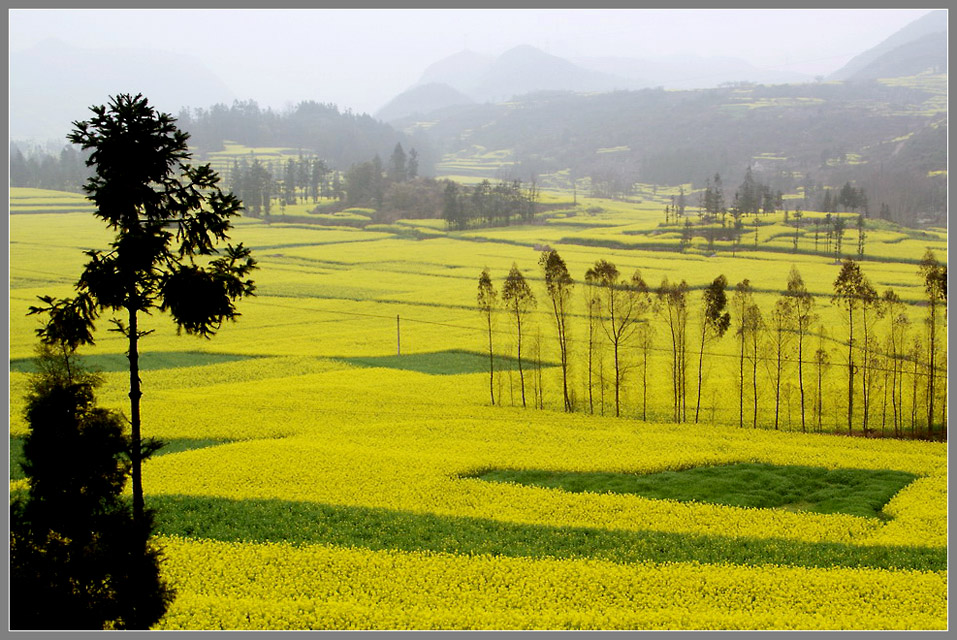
[[396, 314, 401, 356]]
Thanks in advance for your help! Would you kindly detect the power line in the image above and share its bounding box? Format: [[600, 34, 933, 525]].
[[255, 298, 948, 378]]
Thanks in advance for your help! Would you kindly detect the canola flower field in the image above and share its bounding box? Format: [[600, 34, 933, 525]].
[[8, 188, 947, 630]]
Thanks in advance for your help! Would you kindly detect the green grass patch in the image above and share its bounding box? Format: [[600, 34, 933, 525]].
[[9, 437, 228, 482], [470, 463, 917, 520], [150, 494, 944, 572], [9, 436, 27, 481], [334, 349, 556, 376], [9, 351, 262, 374]]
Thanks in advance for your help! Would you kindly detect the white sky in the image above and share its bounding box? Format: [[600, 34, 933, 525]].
[[9, 8, 936, 115]]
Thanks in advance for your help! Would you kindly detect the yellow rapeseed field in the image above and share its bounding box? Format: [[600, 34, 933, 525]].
[[9, 193, 947, 630]]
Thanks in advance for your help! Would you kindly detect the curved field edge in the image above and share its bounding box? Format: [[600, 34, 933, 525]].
[[149, 494, 945, 572], [467, 464, 919, 520], [153, 536, 947, 631]]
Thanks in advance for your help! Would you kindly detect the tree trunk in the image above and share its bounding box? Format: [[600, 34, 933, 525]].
[[694, 324, 708, 424], [558, 309, 570, 413], [587, 314, 595, 414], [891, 336, 899, 436], [752, 338, 759, 429], [613, 339, 620, 418], [516, 310, 525, 408], [880, 368, 888, 437], [927, 304, 936, 436], [911, 355, 919, 436], [861, 307, 870, 432], [816, 355, 823, 432], [738, 329, 745, 428], [678, 323, 688, 422], [128, 305, 144, 527], [796, 329, 805, 432], [847, 307, 854, 435], [642, 337, 648, 421], [774, 334, 782, 430], [487, 314, 495, 406]]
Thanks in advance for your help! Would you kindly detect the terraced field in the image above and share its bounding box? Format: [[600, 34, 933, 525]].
[[8, 188, 947, 629]]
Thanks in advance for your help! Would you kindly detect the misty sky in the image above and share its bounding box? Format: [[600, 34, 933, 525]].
[[10, 8, 935, 116]]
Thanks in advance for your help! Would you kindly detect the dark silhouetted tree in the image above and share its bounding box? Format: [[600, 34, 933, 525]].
[[10, 346, 172, 629], [28, 94, 257, 527]]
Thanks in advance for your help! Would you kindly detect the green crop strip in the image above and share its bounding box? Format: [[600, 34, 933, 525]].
[[149, 495, 944, 572], [470, 464, 917, 520], [9, 351, 262, 374], [335, 350, 558, 376], [9, 437, 230, 481]]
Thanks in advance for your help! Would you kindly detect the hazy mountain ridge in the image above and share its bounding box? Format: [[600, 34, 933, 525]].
[[571, 54, 811, 88], [845, 31, 947, 81], [375, 83, 475, 123], [10, 39, 236, 141], [829, 9, 946, 80], [379, 45, 816, 121]]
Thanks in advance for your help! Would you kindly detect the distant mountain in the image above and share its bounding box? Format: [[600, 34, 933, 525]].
[[394, 45, 643, 109], [384, 45, 816, 121], [572, 54, 811, 88], [845, 31, 947, 81], [829, 10, 946, 81], [376, 83, 475, 123], [468, 45, 641, 103], [417, 50, 495, 92], [10, 39, 235, 141]]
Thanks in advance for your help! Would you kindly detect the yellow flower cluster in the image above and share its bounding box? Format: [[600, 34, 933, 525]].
[[154, 537, 946, 630]]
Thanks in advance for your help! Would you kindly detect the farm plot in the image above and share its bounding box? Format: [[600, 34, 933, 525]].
[[8, 190, 947, 630]]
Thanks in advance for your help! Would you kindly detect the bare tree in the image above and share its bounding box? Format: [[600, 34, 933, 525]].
[[918, 250, 946, 437], [733, 280, 755, 428], [768, 296, 794, 430], [813, 325, 831, 432], [583, 271, 602, 414], [501, 263, 536, 408], [584, 260, 647, 417], [909, 337, 924, 436], [657, 277, 690, 423], [785, 268, 817, 432], [745, 302, 764, 429], [882, 289, 908, 436], [638, 318, 655, 421], [477, 268, 497, 405], [832, 259, 868, 435], [859, 279, 880, 433], [539, 250, 574, 412]]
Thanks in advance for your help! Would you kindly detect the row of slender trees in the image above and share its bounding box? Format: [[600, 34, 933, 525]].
[[10, 143, 90, 192], [478, 250, 947, 439], [445, 179, 539, 230]]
